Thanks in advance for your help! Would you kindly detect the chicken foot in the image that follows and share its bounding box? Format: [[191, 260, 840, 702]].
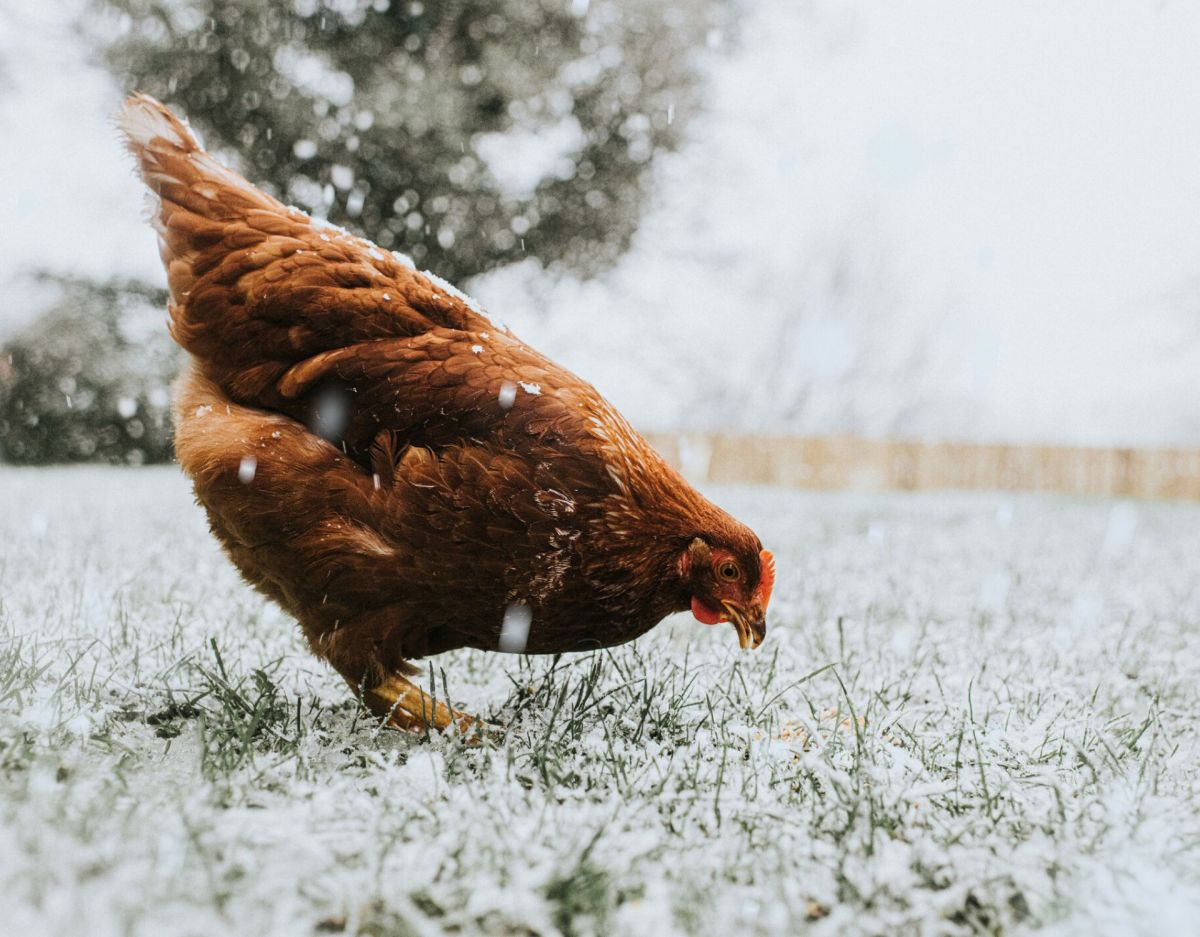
[[357, 671, 480, 736], [315, 620, 482, 736]]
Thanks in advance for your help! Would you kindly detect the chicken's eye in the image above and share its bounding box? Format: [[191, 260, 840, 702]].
[[718, 561, 740, 581]]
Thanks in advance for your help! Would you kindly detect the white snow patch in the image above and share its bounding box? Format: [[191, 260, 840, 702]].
[[1102, 502, 1139, 557], [2, 471, 1200, 934], [423, 269, 493, 325]]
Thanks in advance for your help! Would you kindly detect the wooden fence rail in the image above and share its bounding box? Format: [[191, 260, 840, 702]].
[[644, 433, 1200, 500]]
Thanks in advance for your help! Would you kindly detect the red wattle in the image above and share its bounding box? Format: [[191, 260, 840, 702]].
[[691, 597, 724, 625]]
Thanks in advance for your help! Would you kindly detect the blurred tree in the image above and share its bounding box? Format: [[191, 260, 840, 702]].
[[94, 0, 722, 284], [0, 277, 180, 464]]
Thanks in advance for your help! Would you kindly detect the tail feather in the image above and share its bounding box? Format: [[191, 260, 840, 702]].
[[117, 91, 201, 159], [116, 94, 495, 407], [118, 92, 273, 214], [117, 93, 281, 304]]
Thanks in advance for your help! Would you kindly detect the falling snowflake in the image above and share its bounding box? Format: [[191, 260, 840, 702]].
[[313, 390, 349, 438], [498, 381, 517, 410], [498, 603, 532, 653]]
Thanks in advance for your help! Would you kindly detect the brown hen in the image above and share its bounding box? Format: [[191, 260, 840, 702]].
[[118, 94, 774, 733]]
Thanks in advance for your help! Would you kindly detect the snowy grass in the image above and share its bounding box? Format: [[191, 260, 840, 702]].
[[3, 467, 1200, 936]]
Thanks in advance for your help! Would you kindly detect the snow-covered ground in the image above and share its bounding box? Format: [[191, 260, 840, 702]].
[[3, 466, 1200, 936]]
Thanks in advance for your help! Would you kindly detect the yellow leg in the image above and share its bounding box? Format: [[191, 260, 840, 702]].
[[359, 672, 481, 736], [310, 615, 486, 737]]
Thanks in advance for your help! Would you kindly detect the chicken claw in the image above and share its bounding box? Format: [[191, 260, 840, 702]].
[[360, 673, 491, 740]]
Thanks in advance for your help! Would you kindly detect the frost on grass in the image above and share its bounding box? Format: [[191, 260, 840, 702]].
[[2, 469, 1200, 936]]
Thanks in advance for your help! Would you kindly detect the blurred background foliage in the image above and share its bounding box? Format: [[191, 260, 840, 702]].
[[95, 0, 721, 282], [0, 276, 178, 464], [0, 0, 726, 464]]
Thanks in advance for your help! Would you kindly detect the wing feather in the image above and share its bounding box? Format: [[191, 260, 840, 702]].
[[117, 93, 499, 405]]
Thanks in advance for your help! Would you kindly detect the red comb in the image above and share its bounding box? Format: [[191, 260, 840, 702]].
[[756, 549, 775, 608]]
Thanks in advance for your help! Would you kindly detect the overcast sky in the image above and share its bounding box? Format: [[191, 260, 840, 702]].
[[4, 0, 1200, 444]]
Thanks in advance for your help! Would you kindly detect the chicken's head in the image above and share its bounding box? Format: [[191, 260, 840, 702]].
[[678, 536, 775, 649]]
